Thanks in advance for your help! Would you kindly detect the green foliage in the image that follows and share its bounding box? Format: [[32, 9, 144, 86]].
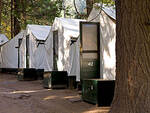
[[25, 0, 63, 25], [1, 0, 11, 38], [93, 0, 115, 10], [95, 0, 115, 6], [0, 0, 71, 38], [0, 0, 115, 38]]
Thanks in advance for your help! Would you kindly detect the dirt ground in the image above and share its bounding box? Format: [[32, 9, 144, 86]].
[[0, 73, 110, 113]]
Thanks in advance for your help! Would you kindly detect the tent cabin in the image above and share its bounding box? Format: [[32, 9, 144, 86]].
[[81, 5, 116, 106], [88, 4, 116, 80], [25, 24, 52, 72], [51, 17, 85, 82], [0, 34, 9, 69], [0, 25, 52, 72], [0, 31, 26, 72]]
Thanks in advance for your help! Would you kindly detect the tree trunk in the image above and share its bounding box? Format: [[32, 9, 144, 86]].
[[14, 0, 21, 36], [0, 0, 2, 32], [109, 0, 150, 113], [11, 0, 14, 38], [21, 0, 26, 27]]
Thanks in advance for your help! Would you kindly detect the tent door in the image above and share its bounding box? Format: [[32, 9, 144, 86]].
[[53, 30, 58, 70], [80, 22, 100, 81]]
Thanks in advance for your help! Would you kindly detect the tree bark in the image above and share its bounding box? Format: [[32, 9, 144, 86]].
[[21, 0, 26, 27], [11, 0, 14, 38], [14, 0, 21, 36], [109, 0, 150, 113], [0, 0, 2, 32]]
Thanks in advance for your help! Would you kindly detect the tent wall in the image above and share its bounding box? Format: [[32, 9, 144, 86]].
[[88, 8, 116, 80], [19, 34, 26, 68], [0, 31, 26, 69], [0, 25, 52, 72], [69, 39, 80, 81], [45, 31, 53, 71], [52, 18, 66, 71], [0, 34, 9, 68], [28, 33, 53, 71], [51, 18, 84, 81], [26, 25, 52, 72], [28, 32, 37, 68]]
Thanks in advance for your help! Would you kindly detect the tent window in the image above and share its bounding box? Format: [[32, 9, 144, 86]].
[[53, 30, 58, 70], [37, 40, 45, 47], [70, 37, 78, 45]]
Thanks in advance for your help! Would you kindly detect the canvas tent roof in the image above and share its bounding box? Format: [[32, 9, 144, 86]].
[[0, 34, 8, 46], [93, 4, 116, 20], [27, 24, 51, 41], [102, 6, 116, 20], [53, 17, 85, 38]]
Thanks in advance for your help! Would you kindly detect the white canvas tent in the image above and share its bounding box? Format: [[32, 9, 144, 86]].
[[25, 24, 52, 71], [88, 4, 116, 80], [51, 17, 85, 81], [0, 34, 9, 68], [0, 31, 26, 69], [0, 25, 52, 72]]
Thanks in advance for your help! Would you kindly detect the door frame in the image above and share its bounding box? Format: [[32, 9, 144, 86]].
[[80, 21, 100, 81]]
